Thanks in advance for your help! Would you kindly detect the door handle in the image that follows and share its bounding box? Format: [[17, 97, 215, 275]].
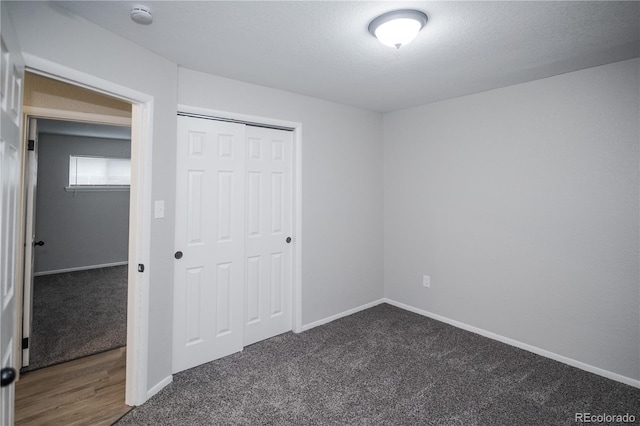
[[286, 237, 292, 244], [1, 367, 16, 387], [175, 251, 183, 259], [34, 240, 45, 246]]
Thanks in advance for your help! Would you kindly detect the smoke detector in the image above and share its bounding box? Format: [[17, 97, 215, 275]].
[[131, 5, 152, 25]]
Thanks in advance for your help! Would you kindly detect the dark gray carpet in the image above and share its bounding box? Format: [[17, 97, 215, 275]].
[[117, 303, 639, 425], [23, 266, 127, 372]]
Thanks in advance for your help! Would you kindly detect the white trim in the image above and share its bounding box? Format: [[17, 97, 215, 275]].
[[23, 106, 131, 127], [24, 54, 145, 106], [22, 54, 155, 406], [64, 186, 130, 192], [127, 102, 153, 406], [146, 375, 173, 401], [34, 261, 128, 277], [301, 299, 385, 332], [177, 105, 298, 131], [21, 118, 38, 368], [383, 298, 640, 389], [177, 104, 304, 334], [292, 127, 303, 333]]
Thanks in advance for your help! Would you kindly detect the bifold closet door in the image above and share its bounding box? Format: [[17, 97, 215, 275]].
[[244, 126, 293, 347], [173, 116, 246, 374]]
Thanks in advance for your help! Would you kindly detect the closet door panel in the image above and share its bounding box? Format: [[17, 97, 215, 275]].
[[173, 116, 246, 374], [244, 126, 293, 346]]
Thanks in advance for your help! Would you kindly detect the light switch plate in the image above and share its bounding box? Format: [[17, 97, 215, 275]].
[[154, 200, 165, 219]]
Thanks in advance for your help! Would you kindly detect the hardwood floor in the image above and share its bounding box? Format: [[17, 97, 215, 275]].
[[15, 347, 131, 426]]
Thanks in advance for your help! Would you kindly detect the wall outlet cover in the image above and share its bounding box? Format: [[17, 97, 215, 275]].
[[423, 275, 431, 288]]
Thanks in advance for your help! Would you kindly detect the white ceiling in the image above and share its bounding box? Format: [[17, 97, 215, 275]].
[[41, 1, 640, 112]]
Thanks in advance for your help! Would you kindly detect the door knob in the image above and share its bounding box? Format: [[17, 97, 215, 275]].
[[175, 251, 183, 259], [34, 240, 45, 246], [286, 237, 292, 244], [1, 367, 16, 387]]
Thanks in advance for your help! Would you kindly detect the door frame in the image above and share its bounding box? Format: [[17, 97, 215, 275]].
[[21, 116, 38, 368], [177, 104, 303, 334], [17, 54, 154, 406]]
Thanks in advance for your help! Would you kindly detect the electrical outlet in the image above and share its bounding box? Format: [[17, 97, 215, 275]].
[[423, 275, 431, 288]]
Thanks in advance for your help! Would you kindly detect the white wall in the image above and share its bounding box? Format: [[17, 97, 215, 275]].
[[179, 68, 384, 325], [384, 58, 640, 381], [7, 2, 178, 393]]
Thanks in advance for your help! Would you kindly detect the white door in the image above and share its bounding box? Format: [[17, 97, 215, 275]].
[[173, 116, 247, 374], [244, 126, 293, 346], [21, 117, 38, 367], [1, 9, 25, 425]]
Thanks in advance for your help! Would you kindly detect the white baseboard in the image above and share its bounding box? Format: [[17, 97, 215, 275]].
[[147, 375, 172, 400], [301, 298, 385, 331], [34, 261, 128, 276], [383, 298, 640, 389]]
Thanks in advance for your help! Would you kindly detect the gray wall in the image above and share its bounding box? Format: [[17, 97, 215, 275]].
[[383, 58, 640, 381], [34, 132, 131, 274]]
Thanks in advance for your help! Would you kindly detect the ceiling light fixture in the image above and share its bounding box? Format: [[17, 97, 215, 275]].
[[131, 5, 153, 25], [368, 9, 428, 49]]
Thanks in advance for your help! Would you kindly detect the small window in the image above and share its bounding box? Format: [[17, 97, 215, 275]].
[[67, 155, 131, 191]]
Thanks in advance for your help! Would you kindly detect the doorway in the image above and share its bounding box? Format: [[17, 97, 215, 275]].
[[14, 67, 152, 410], [16, 74, 135, 423], [22, 117, 132, 372]]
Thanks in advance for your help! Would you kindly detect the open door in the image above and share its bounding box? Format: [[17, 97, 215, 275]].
[[21, 117, 38, 367], [0, 8, 25, 425]]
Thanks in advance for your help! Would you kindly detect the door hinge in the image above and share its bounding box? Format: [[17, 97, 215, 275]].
[[27, 140, 35, 151], [138, 264, 144, 273], [22, 337, 29, 350]]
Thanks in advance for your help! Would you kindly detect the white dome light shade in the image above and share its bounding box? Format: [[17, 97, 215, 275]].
[[368, 10, 428, 49], [374, 18, 422, 48]]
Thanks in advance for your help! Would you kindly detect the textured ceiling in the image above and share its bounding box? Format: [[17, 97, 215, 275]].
[[21, 1, 640, 112]]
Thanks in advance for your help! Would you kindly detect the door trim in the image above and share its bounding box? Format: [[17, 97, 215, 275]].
[[23, 106, 131, 127], [19, 53, 154, 406], [177, 105, 303, 334], [20, 117, 37, 367]]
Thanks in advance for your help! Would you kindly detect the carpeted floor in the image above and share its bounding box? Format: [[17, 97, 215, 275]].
[[23, 266, 128, 372], [117, 303, 639, 425]]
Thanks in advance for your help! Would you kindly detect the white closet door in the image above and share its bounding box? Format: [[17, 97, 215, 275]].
[[173, 116, 246, 374], [244, 126, 293, 346]]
